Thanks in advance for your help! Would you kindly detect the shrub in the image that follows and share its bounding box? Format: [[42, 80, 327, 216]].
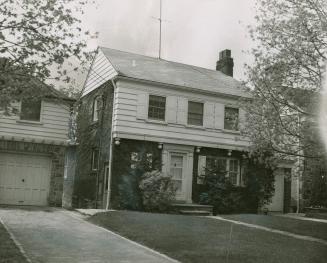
[[199, 156, 275, 214], [139, 170, 176, 213], [114, 170, 143, 211], [199, 166, 240, 214]]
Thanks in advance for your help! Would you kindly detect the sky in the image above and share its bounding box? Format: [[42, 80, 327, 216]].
[[80, 0, 257, 82]]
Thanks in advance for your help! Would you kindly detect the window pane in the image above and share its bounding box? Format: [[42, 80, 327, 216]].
[[229, 160, 239, 185], [188, 101, 203, 126], [206, 157, 227, 172], [224, 107, 239, 130], [92, 150, 99, 170], [93, 96, 102, 121], [20, 100, 41, 121], [148, 95, 166, 120]]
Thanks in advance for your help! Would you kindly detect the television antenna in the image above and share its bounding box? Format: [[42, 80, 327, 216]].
[[151, 0, 171, 59]]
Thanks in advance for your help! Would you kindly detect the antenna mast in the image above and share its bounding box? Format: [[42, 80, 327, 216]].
[[159, 0, 162, 59]]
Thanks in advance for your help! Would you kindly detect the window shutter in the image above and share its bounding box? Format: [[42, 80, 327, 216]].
[[166, 96, 177, 123], [177, 97, 187, 125], [136, 93, 148, 120], [197, 155, 206, 184], [238, 108, 246, 130], [214, 103, 224, 129], [203, 102, 215, 128]]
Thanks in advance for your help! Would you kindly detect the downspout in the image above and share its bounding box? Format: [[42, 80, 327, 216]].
[[296, 114, 301, 213], [105, 79, 117, 210]]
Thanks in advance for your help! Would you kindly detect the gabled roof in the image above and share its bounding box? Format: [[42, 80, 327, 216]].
[[83, 46, 250, 98]]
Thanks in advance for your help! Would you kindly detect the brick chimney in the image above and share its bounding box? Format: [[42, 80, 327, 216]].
[[216, 49, 234, 77]]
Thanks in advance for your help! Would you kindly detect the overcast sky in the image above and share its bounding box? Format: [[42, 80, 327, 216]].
[[80, 0, 257, 82]]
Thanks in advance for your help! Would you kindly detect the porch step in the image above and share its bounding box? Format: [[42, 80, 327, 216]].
[[171, 203, 213, 216], [179, 210, 211, 216]]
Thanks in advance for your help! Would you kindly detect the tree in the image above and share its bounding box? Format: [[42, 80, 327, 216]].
[[0, 0, 95, 110], [244, 0, 327, 160]]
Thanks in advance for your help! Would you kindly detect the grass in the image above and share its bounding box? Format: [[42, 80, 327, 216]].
[[221, 214, 327, 241], [0, 221, 27, 263], [89, 211, 327, 263]]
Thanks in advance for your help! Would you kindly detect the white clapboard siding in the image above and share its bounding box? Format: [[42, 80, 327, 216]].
[[0, 100, 70, 143], [166, 96, 177, 123], [114, 120, 249, 147], [136, 93, 148, 120], [214, 103, 224, 129], [82, 49, 117, 97], [203, 102, 215, 129], [177, 97, 187, 125], [239, 108, 246, 130], [113, 81, 250, 149]]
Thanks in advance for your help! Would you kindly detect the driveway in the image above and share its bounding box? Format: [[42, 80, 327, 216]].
[[0, 206, 177, 263]]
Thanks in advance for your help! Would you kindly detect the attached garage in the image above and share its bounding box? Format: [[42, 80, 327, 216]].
[[0, 152, 51, 206]]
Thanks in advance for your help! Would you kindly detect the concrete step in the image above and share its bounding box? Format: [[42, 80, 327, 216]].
[[171, 203, 213, 216], [179, 210, 211, 216]]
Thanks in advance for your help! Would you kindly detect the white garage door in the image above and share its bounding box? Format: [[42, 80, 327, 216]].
[[0, 153, 51, 206]]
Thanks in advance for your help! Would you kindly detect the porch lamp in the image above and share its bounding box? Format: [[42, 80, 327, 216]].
[[227, 150, 232, 156], [195, 147, 201, 153], [158, 143, 163, 149], [114, 138, 121, 146]]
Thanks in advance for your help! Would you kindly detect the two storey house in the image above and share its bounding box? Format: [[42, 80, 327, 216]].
[[75, 47, 252, 209], [0, 80, 75, 207]]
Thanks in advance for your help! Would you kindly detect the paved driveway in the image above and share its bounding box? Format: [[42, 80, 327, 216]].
[[0, 206, 177, 263]]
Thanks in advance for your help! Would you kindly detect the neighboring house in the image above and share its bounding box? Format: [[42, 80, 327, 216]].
[[74, 47, 252, 209], [0, 84, 75, 207], [265, 89, 326, 213]]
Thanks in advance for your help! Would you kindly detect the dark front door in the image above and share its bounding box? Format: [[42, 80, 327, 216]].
[[283, 168, 292, 213]]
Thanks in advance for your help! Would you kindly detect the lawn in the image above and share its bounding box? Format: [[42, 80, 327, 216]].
[[0, 221, 27, 263], [89, 211, 327, 263], [221, 214, 327, 241]]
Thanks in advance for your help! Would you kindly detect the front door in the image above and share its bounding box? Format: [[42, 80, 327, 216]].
[[169, 153, 187, 201]]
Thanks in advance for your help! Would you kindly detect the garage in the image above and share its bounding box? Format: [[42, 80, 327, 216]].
[[0, 152, 51, 206]]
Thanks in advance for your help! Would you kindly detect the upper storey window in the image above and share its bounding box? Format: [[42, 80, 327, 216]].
[[93, 96, 102, 122], [148, 95, 166, 121], [20, 99, 41, 122], [224, 107, 239, 131], [188, 101, 203, 126]]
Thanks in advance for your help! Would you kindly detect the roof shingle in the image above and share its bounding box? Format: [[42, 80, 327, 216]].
[[100, 47, 250, 98]]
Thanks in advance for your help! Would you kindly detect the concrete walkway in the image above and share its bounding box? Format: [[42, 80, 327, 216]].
[[273, 213, 327, 223], [210, 216, 327, 246], [0, 207, 178, 263]]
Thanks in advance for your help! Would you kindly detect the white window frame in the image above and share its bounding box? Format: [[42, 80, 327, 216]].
[[224, 106, 239, 131], [92, 96, 102, 122], [19, 99, 43, 123], [147, 94, 166, 121], [187, 101, 204, 126], [91, 149, 99, 171], [204, 156, 240, 186]]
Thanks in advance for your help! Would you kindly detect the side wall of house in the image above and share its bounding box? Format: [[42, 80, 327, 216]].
[[0, 99, 71, 143], [74, 82, 114, 208]]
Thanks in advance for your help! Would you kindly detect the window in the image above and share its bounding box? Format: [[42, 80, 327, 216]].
[[91, 149, 99, 171], [148, 95, 166, 121], [229, 159, 239, 185], [205, 156, 240, 185], [130, 152, 153, 170], [20, 99, 41, 121], [93, 96, 102, 121], [224, 107, 239, 130], [188, 101, 203, 126]]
